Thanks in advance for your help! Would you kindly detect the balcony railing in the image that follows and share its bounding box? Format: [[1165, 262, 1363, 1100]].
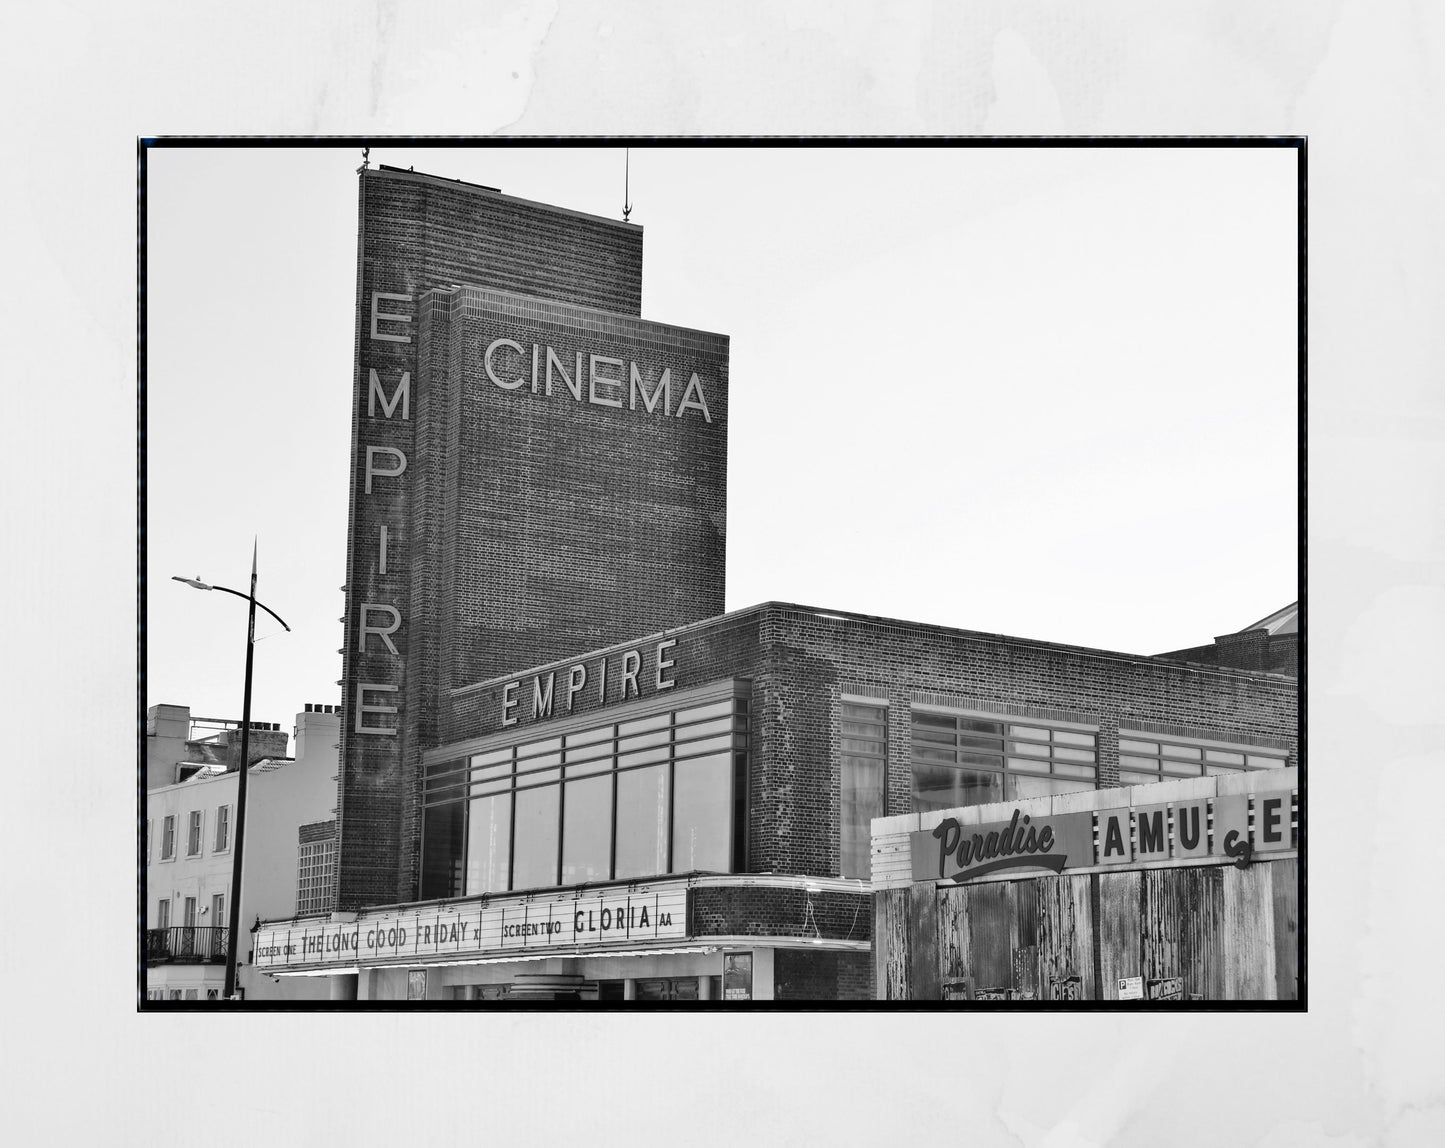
[[146, 926, 229, 964]]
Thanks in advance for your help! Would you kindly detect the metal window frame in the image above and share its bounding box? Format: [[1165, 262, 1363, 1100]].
[[424, 680, 750, 898]]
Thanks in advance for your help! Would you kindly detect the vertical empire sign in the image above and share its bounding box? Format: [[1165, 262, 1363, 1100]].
[[354, 288, 413, 738], [336, 172, 419, 910]]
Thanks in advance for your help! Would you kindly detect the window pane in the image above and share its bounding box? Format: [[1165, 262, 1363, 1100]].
[[957, 749, 1003, 768], [676, 715, 733, 741], [618, 744, 670, 768], [1204, 749, 1245, 765], [1053, 762, 1096, 780], [1247, 755, 1286, 769], [912, 726, 957, 746], [674, 733, 733, 759], [420, 803, 465, 899], [615, 765, 669, 879], [1119, 755, 1159, 771], [1118, 770, 1157, 785], [1008, 741, 1050, 758], [840, 720, 884, 738], [959, 719, 1003, 734], [465, 793, 511, 895], [566, 724, 613, 747], [912, 763, 1002, 812], [472, 747, 513, 767], [841, 703, 885, 721], [560, 737, 612, 774], [1008, 773, 1072, 801], [957, 732, 1004, 751], [1119, 739, 1159, 754], [840, 737, 885, 755], [840, 757, 884, 880], [1007, 725, 1049, 740], [511, 787, 560, 890], [620, 711, 673, 734], [619, 727, 671, 752], [673, 700, 732, 725], [1162, 760, 1202, 778], [671, 752, 733, 873], [561, 775, 613, 884], [1006, 756, 1051, 774], [912, 711, 956, 730], [470, 757, 513, 782], [1053, 730, 1096, 747], [915, 744, 958, 764], [1162, 744, 1202, 760], [1053, 747, 1096, 763]]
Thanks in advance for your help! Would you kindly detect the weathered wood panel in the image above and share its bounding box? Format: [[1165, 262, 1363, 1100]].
[[1141, 866, 1225, 1000], [1096, 871, 1142, 999], [907, 880, 940, 1000], [1034, 875, 1093, 1000], [873, 888, 912, 1000], [1012, 879, 1040, 999], [1223, 860, 1276, 999], [935, 883, 968, 999], [962, 882, 1016, 999], [1272, 857, 1298, 1000]]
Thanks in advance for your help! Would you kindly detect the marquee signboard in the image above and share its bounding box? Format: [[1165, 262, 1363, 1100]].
[[254, 885, 688, 973], [911, 789, 1296, 884]]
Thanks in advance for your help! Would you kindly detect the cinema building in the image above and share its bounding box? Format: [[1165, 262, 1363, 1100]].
[[249, 165, 1298, 1001]]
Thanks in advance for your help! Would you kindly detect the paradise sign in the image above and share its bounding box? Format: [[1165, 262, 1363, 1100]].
[[913, 809, 1095, 883]]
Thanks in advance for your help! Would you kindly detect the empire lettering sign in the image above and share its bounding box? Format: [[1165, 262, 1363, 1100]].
[[254, 886, 688, 973], [911, 789, 1296, 883], [349, 291, 719, 741], [496, 639, 678, 730]]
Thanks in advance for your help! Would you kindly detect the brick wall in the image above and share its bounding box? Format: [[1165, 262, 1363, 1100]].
[[691, 887, 871, 944], [299, 820, 336, 846], [433, 602, 1297, 886], [337, 169, 728, 910], [774, 949, 875, 1002]]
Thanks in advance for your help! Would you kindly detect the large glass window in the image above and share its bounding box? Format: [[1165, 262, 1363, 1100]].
[[420, 800, 465, 900], [512, 786, 561, 890], [424, 689, 749, 894], [161, 815, 175, 860], [840, 701, 887, 880], [561, 774, 612, 883], [614, 764, 670, 879], [1117, 733, 1288, 786], [186, 811, 203, 856], [671, 753, 732, 872], [465, 792, 512, 894], [911, 710, 1097, 813]]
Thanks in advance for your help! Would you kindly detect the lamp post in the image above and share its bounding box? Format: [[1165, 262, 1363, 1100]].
[[172, 541, 289, 1000]]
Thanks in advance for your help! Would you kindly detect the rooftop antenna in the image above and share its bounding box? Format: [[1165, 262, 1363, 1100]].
[[623, 148, 633, 222], [358, 146, 370, 174]]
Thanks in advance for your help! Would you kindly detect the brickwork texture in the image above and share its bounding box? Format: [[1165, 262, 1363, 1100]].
[[337, 168, 728, 910]]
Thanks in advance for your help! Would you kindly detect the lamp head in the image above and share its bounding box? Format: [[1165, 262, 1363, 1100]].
[[172, 576, 213, 591]]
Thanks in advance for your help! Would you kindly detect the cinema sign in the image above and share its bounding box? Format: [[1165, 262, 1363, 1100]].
[[911, 789, 1296, 884]]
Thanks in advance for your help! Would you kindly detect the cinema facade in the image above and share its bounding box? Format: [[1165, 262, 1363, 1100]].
[[249, 165, 1298, 1002], [256, 601, 1297, 1000]]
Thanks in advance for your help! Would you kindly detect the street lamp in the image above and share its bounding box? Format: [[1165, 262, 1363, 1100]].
[[172, 541, 290, 1000]]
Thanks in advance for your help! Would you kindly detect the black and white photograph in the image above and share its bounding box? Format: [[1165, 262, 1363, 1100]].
[[142, 143, 1300, 1005], [6, 5, 1441, 1144]]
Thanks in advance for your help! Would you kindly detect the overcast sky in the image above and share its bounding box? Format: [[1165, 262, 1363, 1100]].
[[146, 144, 1298, 745]]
